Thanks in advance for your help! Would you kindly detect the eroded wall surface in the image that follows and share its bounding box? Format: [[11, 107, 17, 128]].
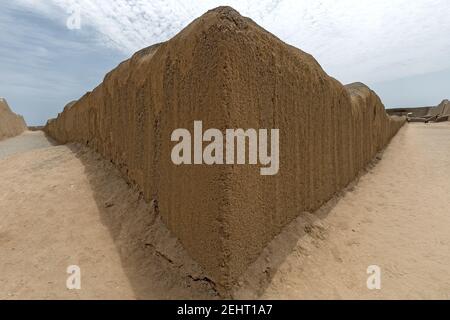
[[45, 7, 405, 294], [0, 98, 27, 140]]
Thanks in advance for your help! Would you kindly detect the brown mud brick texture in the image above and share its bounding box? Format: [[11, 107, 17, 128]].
[[0, 98, 27, 140]]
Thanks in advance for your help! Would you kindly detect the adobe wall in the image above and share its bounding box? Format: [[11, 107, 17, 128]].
[[0, 98, 27, 140], [45, 7, 405, 294]]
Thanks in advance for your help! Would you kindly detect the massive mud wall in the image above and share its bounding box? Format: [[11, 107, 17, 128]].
[[0, 98, 27, 140], [45, 7, 405, 293]]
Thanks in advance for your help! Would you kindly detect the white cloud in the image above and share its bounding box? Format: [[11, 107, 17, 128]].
[[12, 0, 450, 83]]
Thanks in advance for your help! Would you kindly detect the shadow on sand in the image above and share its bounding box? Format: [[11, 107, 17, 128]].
[[63, 142, 219, 299]]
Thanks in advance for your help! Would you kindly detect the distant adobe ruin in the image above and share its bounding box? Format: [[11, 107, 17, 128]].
[[0, 98, 27, 140], [387, 99, 450, 123]]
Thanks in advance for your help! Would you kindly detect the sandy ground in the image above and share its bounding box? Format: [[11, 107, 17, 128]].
[[0, 131, 55, 160], [0, 124, 449, 299], [235, 122, 450, 299]]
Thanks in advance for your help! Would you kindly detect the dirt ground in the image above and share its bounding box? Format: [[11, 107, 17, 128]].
[[0, 131, 216, 299], [0, 124, 449, 299]]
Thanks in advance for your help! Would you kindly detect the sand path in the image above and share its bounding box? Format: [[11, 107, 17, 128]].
[[0, 131, 55, 160], [0, 124, 449, 299]]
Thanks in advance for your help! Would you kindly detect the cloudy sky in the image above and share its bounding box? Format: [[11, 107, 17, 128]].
[[1, 0, 449, 125]]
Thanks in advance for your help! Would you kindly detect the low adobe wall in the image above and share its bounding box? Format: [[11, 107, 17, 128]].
[[0, 98, 27, 140], [429, 99, 450, 119], [45, 7, 405, 294], [388, 99, 449, 122]]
